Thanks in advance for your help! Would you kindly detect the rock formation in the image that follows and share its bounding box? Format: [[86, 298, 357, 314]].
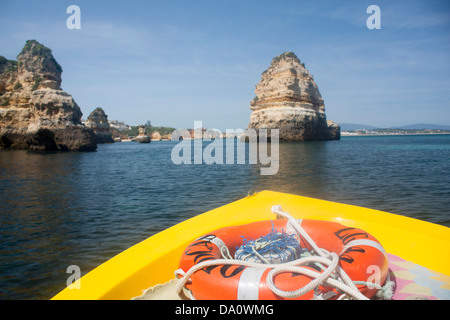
[[110, 127, 127, 142], [160, 133, 172, 140], [133, 125, 151, 143], [151, 131, 161, 141], [85, 107, 114, 143], [0, 40, 97, 151], [248, 52, 340, 141]]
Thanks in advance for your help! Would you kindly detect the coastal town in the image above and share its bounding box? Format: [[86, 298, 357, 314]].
[[341, 128, 450, 136]]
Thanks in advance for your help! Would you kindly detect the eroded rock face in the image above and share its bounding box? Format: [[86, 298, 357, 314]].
[[0, 40, 97, 151], [133, 125, 151, 143], [248, 52, 340, 141], [85, 107, 114, 144]]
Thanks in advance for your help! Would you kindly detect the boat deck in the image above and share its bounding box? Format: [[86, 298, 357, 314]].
[[52, 191, 450, 300], [133, 252, 450, 300]]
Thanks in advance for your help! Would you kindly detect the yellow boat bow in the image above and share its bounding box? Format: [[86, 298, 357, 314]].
[[52, 190, 450, 300]]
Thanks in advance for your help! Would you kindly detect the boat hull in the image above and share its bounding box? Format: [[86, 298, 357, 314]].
[[52, 190, 450, 300]]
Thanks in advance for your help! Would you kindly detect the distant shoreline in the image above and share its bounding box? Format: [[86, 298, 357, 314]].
[[342, 132, 450, 137]]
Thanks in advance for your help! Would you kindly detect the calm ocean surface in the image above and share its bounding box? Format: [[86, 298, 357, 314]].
[[1, 134, 449, 299]]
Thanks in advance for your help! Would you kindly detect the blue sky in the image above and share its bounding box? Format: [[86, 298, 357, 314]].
[[1, 0, 449, 129]]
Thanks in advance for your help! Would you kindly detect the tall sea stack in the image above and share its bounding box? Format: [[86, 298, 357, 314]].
[[248, 52, 340, 141], [85, 107, 114, 144], [0, 40, 97, 151]]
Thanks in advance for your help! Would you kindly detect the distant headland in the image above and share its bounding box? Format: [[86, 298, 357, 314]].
[[341, 123, 450, 136]]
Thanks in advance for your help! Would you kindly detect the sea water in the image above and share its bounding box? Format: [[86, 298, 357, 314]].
[[0, 134, 449, 299]]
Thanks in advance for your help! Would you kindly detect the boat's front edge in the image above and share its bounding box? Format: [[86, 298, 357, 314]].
[[52, 190, 450, 300]]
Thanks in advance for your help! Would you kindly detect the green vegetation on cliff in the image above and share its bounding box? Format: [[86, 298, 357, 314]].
[[19, 40, 62, 73], [0, 56, 18, 73], [122, 125, 176, 137]]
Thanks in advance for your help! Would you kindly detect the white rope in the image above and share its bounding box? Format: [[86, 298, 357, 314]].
[[270, 205, 368, 299], [272, 205, 328, 257], [175, 206, 381, 300], [353, 273, 395, 300], [220, 245, 233, 260], [174, 255, 368, 300]]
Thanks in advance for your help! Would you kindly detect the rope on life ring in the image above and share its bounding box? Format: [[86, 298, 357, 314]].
[[175, 205, 394, 300]]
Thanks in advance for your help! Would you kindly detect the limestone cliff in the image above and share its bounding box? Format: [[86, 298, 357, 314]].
[[85, 107, 114, 143], [0, 40, 97, 151], [151, 131, 161, 141], [248, 52, 340, 141]]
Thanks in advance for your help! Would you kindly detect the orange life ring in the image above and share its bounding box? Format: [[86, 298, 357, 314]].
[[177, 219, 389, 300]]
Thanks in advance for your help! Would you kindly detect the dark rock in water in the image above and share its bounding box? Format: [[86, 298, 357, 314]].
[[52, 126, 97, 151], [85, 107, 114, 144], [134, 136, 151, 143], [0, 40, 97, 151], [132, 125, 151, 143], [326, 120, 340, 140], [247, 52, 340, 141]]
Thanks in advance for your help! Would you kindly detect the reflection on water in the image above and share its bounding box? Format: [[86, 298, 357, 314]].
[[252, 142, 331, 197], [0, 135, 449, 299], [0, 151, 85, 299], [253, 136, 450, 227]]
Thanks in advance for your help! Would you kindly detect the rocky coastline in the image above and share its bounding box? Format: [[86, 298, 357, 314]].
[[0, 40, 97, 151], [1, 43, 343, 150]]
